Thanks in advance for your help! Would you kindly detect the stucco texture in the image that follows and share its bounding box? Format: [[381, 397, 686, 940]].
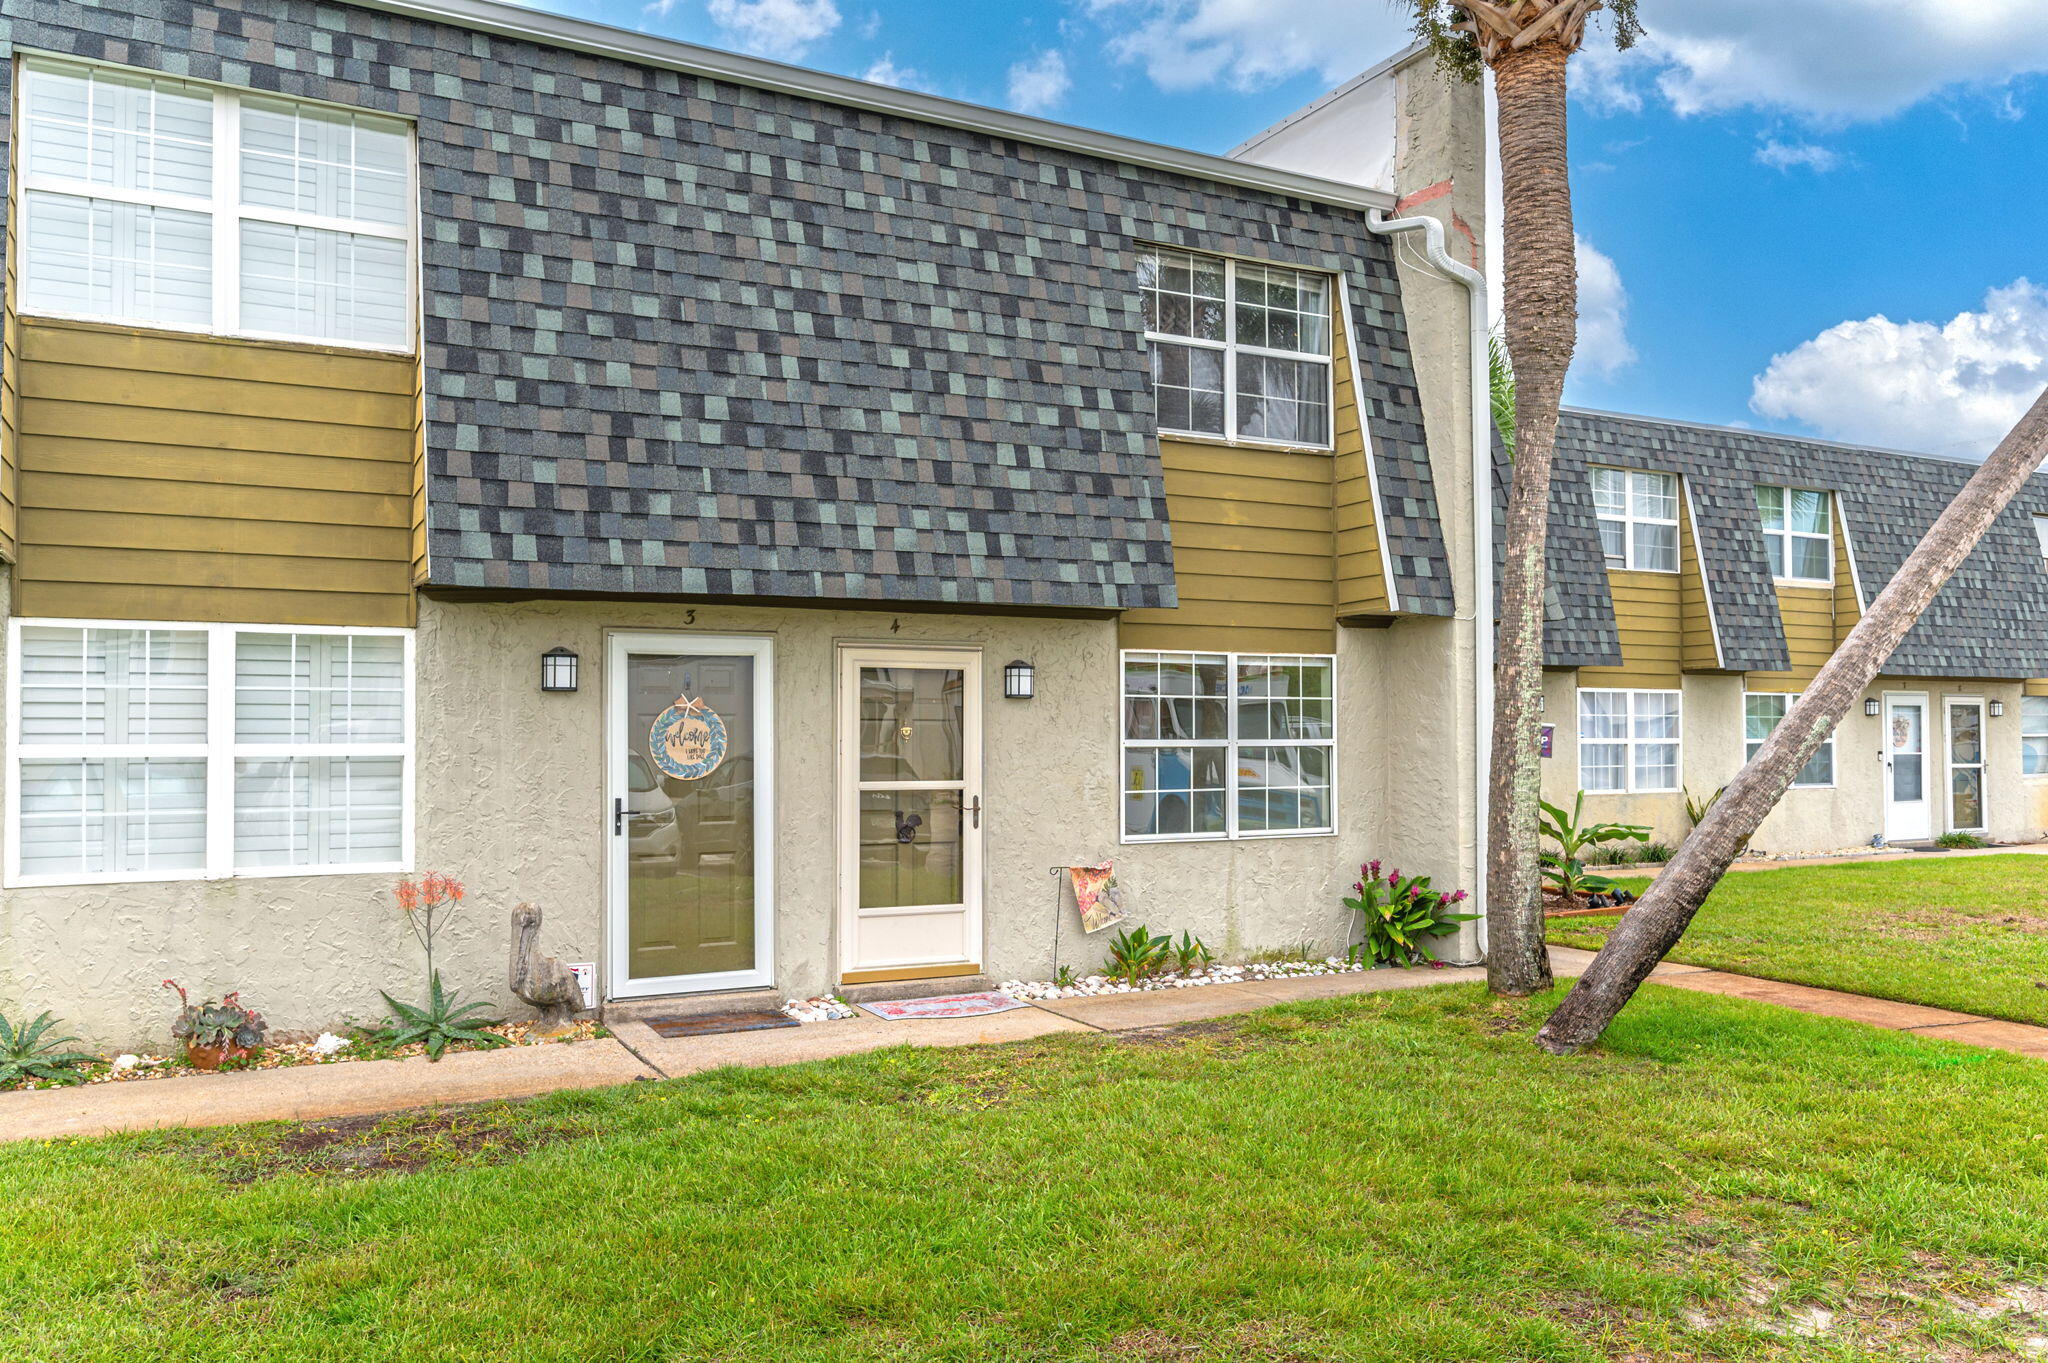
[[4, 592, 1481, 1049], [1541, 669, 2048, 856]]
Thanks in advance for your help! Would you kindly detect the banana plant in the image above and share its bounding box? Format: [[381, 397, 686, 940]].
[[1539, 792, 1650, 902]]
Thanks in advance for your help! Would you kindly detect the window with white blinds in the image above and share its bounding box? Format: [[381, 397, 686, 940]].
[[8, 622, 412, 887], [18, 60, 413, 349]]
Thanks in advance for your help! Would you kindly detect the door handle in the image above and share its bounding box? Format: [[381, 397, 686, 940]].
[[969, 795, 982, 830], [614, 797, 624, 836]]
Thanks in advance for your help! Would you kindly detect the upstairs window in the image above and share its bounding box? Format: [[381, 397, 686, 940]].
[[18, 60, 413, 350], [1590, 467, 1680, 572], [1138, 248, 1333, 447], [2033, 515, 2048, 566], [1757, 486, 1832, 582]]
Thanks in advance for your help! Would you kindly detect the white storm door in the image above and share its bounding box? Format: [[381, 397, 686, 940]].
[[606, 633, 775, 999], [1883, 693, 1932, 843], [1947, 698, 1987, 833], [837, 647, 983, 981]]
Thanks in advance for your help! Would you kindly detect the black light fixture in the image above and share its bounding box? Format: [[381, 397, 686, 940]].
[[541, 647, 579, 693], [1003, 659, 1035, 700], [1991, 699, 2006, 718], [1864, 698, 1881, 717]]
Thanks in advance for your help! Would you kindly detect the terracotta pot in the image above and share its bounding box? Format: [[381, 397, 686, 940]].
[[184, 1041, 255, 1071]]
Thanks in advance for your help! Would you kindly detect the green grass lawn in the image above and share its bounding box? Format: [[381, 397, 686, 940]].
[[1549, 854, 2048, 1026], [4, 985, 2048, 1362]]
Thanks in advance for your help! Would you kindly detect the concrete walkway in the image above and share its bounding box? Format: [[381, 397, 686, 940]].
[[4, 950, 2045, 1144], [1631, 841, 2048, 878]]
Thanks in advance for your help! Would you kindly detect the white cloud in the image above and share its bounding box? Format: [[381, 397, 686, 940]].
[[1751, 281, 2048, 458], [1006, 50, 1072, 115], [1574, 236, 1636, 380], [1083, 0, 1413, 92], [1754, 138, 1840, 173], [703, 0, 841, 60], [1578, 0, 2048, 123], [863, 53, 926, 90]]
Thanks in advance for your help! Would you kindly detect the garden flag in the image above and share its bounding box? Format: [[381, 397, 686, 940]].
[[1067, 862, 1127, 933]]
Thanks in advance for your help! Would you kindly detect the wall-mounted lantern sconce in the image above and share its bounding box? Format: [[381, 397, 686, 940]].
[[1990, 699, 2006, 718], [1864, 698, 1882, 718], [1003, 659, 1035, 700], [541, 647, 580, 693]]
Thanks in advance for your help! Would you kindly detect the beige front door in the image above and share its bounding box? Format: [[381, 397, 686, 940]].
[[837, 647, 982, 983]]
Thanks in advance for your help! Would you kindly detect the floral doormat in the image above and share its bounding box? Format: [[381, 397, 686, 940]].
[[859, 991, 1027, 1021]]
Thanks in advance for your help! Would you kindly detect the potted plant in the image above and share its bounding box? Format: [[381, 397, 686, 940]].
[[163, 980, 268, 1070]]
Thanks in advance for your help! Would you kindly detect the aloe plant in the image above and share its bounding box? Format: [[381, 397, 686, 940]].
[[376, 972, 510, 1062], [1102, 926, 1174, 985], [0, 1011, 100, 1089]]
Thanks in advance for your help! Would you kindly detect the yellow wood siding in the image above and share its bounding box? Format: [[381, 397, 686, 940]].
[[1580, 569, 1683, 687], [1330, 312, 1390, 619], [1, 221, 19, 563], [13, 319, 418, 626], [1832, 500, 1862, 643], [1677, 494, 1720, 670], [1745, 584, 1836, 688], [1118, 437, 1337, 654]]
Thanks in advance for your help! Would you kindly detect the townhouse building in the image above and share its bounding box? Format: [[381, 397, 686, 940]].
[[0, 2, 1492, 1044], [1529, 409, 2048, 857]]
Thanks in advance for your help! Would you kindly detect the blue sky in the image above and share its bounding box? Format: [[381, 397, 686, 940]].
[[539, 0, 2048, 459]]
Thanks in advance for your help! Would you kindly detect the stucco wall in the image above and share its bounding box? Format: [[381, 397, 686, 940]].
[[4, 595, 1485, 1049], [1542, 669, 2047, 856]]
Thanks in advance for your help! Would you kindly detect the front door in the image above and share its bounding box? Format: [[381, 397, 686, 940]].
[[838, 647, 982, 983], [606, 633, 775, 999], [1947, 698, 1987, 833], [1883, 693, 1932, 843]]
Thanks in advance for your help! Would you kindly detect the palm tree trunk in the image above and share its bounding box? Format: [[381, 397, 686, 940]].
[[1537, 386, 2048, 1051], [1487, 37, 1577, 996]]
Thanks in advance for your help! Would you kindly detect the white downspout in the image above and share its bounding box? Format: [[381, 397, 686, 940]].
[[1365, 208, 1492, 960]]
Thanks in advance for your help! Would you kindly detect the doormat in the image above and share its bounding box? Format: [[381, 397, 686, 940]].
[[860, 991, 1027, 1021], [644, 1009, 798, 1038]]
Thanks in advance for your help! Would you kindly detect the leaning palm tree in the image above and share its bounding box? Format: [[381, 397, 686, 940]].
[[1405, 0, 1642, 996]]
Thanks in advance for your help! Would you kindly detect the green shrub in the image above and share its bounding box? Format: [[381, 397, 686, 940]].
[[1935, 832, 1989, 849], [1345, 860, 1478, 968]]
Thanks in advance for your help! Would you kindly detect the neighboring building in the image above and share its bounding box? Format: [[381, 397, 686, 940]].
[[1527, 409, 2048, 856], [0, 3, 1491, 1044]]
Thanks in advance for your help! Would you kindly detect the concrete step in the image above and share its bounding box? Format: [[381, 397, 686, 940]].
[[601, 988, 783, 1026], [836, 974, 996, 1005]]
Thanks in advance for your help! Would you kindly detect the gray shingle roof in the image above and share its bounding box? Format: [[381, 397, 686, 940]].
[[1529, 408, 2048, 679], [1492, 434, 1620, 668], [6, 0, 1454, 617]]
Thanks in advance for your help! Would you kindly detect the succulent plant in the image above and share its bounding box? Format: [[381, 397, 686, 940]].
[[163, 980, 268, 1052]]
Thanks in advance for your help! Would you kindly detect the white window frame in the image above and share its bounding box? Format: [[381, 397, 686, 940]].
[[1576, 687, 1682, 794], [2024, 695, 2048, 778], [5, 618, 415, 888], [1140, 248, 1337, 452], [1119, 649, 1338, 843], [1756, 485, 1833, 585], [1590, 467, 1681, 573], [1743, 691, 1836, 789], [17, 55, 418, 353]]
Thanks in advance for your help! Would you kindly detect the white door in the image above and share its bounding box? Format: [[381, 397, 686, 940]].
[[837, 647, 983, 983], [606, 633, 775, 999], [1946, 698, 1987, 833], [1883, 693, 1932, 843]]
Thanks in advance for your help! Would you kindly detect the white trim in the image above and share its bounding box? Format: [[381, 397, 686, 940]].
[[604, 631, 777, 1000], [1942, 695, 1988, 834], [15, 57, 419, 355], [1742, 690, 1837, 790], [332, 0, 1396, 215], [1680, 478, 1725, 669], [1142, 249, 1337, 452], [835, 644, 983, 981], [1838, 508, 1869, 612], [1590, 466, 1681, 574], [1336, 286, 1400, 613], [1117, 649, 1339, 844], [5, 617, 416, 889], [1575, 686, 1683, 795]]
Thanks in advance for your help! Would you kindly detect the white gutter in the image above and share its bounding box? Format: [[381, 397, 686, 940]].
[[1366, 208, 1492, 960], [348, 0, 1398, 214]]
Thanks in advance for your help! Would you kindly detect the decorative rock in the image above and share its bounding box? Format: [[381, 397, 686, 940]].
[[310, 1032, 351, 1056], [781, 995, 857, 1023], [110, 1054, 140, 1072]]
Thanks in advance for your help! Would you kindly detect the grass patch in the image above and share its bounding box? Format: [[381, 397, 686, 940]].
[[1548, 854, 2048, 1025], [3, 984, 2048, 1360]]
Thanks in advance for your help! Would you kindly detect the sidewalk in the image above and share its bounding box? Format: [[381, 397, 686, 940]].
[[1630, 841, 2048, 878], [4, 950, 2043, 1144]]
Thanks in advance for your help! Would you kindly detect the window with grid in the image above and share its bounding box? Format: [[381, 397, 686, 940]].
[[8, 622, 411, 886], [1744, 693, 1835, 788], [1121, 652, 1335, 840], [1756, 486, 1832, 582], [1577, 689, 1680, 793], [19, 59, 413, 349], [2025, 696, 2048, 776], [1590, 467, 1680, 572], [1138, 248, 1333, 447]]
